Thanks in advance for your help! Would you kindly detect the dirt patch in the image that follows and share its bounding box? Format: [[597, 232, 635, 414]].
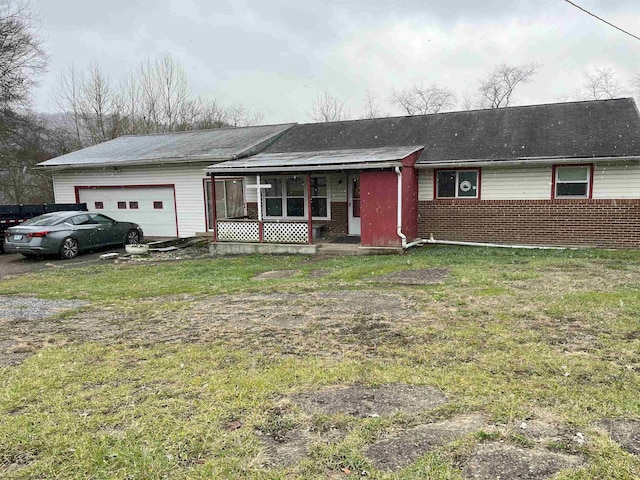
[[293, 384, 448, 418], [463, 443, 584, 480], [261, 428, 310, 467], [514, 419, 570, 443], [599, 418, 640, 456], [260, 426, 347, 468], [252, 270, 300, 281], [367, 414, 487, 471], [0, 291, 421, 365], [371, 268, 449, 285]]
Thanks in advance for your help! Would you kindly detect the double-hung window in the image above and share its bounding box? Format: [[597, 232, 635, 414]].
[[436, 169, 479, 199], [554, 165, 591, 198], [263, 176, 330, 219], [311, 177, 328, 217]]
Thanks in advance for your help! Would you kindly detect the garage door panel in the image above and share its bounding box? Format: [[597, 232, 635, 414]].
[[78, 187, 177, 237]]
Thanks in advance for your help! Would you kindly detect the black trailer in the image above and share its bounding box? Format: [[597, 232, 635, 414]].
[[1, 203, 87, 252]]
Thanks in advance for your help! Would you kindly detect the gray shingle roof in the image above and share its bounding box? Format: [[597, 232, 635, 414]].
[[264, 98, 640, 165], [39, 123, 295, 168]]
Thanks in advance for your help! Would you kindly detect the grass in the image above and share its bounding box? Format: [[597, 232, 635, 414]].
[[0, 245, 639, 479]]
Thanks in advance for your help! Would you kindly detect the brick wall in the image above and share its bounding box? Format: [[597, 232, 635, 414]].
[[326, 201, 348, 236], [418, 199, 640, 248], [246, 202, 258, 220], [245, 201, 348, 237]]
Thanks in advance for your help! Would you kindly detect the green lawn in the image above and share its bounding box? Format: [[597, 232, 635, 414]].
[[0, 246, 639, 479]]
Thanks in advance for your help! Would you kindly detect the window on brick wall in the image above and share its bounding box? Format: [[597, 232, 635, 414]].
[[436, 169, 479, 198], [554, 165, 592, 198]]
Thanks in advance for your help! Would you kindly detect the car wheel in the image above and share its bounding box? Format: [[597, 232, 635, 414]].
[[125, 229, 140, 245], [60, 237, 79, 259]]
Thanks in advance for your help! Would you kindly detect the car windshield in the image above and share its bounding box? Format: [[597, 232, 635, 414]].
[[20, 213, 65, 226]]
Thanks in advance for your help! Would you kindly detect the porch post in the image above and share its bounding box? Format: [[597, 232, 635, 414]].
[[306, 174, 313, 245], [210, 174, 218, 242], [257, 175, 264, 243]]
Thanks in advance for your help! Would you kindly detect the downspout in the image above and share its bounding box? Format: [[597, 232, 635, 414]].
[[407, 234, 568, 250], [395, 167, 407, 249]]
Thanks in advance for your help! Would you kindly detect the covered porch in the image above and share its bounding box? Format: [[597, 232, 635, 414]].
[[204, 145, 424, 254]]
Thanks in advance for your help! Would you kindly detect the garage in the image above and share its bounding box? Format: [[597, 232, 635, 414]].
[[76, 186, 178, 237]]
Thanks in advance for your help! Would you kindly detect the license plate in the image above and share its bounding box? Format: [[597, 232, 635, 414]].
[[12, 234, 23, 240]]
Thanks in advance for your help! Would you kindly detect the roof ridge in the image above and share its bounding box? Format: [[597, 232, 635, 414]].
[[117, 122, 298, 139], [298, 98, 635, 127]]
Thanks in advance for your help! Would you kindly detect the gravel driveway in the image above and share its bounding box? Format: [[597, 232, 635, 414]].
[[0, 248, 125, 280]]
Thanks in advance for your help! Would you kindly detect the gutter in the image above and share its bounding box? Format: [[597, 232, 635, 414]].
[[35, 156, 233, 171], [206, 161, 403, 175], [415, 156, 640, 169]]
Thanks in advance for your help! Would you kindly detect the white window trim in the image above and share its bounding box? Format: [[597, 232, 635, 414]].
[[554, 165, 591, 199], [435, 169, 480, 199], [262, 175, 332, 221]]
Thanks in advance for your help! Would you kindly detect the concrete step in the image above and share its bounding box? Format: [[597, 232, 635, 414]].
[[316, 243, 360, 256]]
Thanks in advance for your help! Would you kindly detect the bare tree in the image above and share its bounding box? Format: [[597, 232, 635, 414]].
[[390, 84, 456, 115], [53, 54, 265, 148], [52, 65, 83, 147], [0, 0, 47, 107], [225, 102, 264, 127], [53, 63, 122, 146], [307, 90, 351, 122], [477, 62, 540, 108], [135, 54, 191, 132], [80, 63, 120, 143], [361, 89, 382, 119], [581, 67, 627, 100]]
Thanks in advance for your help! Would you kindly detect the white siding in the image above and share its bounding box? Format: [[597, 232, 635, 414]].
[[245, 176, 258, 202], [331, 173, 347, 202], [418, 170, 433, 201], [52, 163, 210, 237], [593, 163, 640, 198], [420, 166, 551, 200], [481, 166, 551, 200]]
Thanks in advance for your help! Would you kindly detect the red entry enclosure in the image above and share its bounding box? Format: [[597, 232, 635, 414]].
[[359, 152, 419, 247]]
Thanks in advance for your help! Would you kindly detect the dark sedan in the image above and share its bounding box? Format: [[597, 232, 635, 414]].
[[3, 211, 143, 259]]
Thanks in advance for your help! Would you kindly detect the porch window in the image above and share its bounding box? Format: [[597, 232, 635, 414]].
[[311, 177, 328, 217], [436, 169, 479, 198], [554, 165, 591, 198], [264, 176, 284, 217], [286, 177, 305, 217], [205, 178, 245, 228], [263, 175, 330, 219]]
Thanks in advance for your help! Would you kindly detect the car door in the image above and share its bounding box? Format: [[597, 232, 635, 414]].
[[68, 214, 102, 249], [89, 213, 122, 245]]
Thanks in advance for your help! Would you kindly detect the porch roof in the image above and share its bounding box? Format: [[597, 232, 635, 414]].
[[205, 145, 424, 174]]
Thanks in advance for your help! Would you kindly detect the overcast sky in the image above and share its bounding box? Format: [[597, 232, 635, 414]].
[[30, 0, 640, 124]]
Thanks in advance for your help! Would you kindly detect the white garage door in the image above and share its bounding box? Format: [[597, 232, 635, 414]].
[[78, 186, 177, 237]]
